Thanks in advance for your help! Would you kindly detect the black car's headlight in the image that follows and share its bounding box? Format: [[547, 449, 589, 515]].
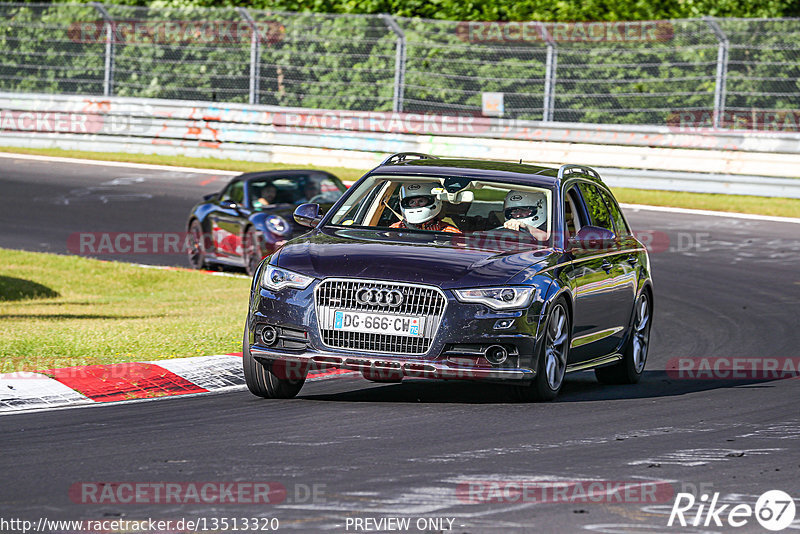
[[454, 287, 538, 310], [261, 265, 314, 291], [265, 215, 291, 236]]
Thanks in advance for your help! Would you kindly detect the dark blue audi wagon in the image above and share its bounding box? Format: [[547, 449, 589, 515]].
[[243, 153, 653, 401]]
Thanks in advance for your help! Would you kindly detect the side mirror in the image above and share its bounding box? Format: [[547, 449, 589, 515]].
[[569, 225, 615, 250], [294, 203, 323, 228], [222, 200, 239, 210]]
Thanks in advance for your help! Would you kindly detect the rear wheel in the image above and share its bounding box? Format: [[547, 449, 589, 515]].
[[242, 323, 307, 399], [187, 220, 206, 270], [513, 298, 570, 402], [243, 226, 262, 277], [595, 291, 651, 385]]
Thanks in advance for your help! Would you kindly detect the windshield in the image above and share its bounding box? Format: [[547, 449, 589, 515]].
[[327, 175, 554, 249], [250, 174, 345, 209]]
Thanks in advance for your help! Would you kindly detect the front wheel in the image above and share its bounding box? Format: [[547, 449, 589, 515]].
[[513, 298, 570, 402], [187, 220, 206, 270], [242, 324, 307, 399], [595, 291, 651, 385], [243, 227, 263, 277]]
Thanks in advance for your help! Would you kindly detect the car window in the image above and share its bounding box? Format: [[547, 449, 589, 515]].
[[563, 186, 586, 239], [597, 187, 630, 236], [220, 181, 244, 205], [249, 175, 345, 209], [576, 182, 614, 232], [327, 175, 554, 249]]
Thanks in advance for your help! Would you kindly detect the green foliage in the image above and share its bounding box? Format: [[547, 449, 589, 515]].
[[58, 0, 800, 21], [1, 2, 798, 125]]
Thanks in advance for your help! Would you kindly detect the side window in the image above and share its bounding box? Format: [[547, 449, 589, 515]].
[[221, 181, 244, 205], [576, 182, 614, 232], [598, 187, 630, 236], [563, 186, 586, 239]]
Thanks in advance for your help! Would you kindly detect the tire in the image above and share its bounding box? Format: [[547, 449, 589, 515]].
[[595, 291, 652, 385], [513, 298, 570, 402], [187, 219, 206, 270], [242, 323, 307, 399], [243, 226, 262, 277]]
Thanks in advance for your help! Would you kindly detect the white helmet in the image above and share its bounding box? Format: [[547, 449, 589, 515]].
[[399, 182, 442, 225], [504, 190, 547, 229]]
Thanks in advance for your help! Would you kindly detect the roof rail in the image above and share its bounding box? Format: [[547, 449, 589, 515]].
[[557, 164, 601, 181], [380, 152, 439, 166]]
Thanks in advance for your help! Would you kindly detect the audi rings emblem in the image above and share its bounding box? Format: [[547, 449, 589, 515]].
[[355, 287, 404, 308]]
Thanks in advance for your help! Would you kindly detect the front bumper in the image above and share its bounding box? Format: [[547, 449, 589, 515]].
[[251, 345, 536, 382], [248, 278, 547, 383]]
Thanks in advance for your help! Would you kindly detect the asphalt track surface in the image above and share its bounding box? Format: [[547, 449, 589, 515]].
[[1, 156, 799, 533]]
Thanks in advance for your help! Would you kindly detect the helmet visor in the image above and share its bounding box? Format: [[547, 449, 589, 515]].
[[401, 195, 435, 209], [504, 206, 539, 220]]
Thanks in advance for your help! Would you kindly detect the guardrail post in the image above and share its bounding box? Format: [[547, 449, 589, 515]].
[[91, 2, 115, 97], [380, 14, 406, 113], [541, 24, 557, 122], [704, 16, 729, 129], [238, 7, 261, 105]]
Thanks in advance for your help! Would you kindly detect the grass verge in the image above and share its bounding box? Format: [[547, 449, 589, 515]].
[[2, 146, 799, 218], [0, 248, 250, 373]]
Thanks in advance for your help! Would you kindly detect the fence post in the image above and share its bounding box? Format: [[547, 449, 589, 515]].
[[704, 16, 729, 129], [238, 7, 261, 106], [541, 24, 557, 122], [91, 2, 114, 97], [380, 14, 406, 113]]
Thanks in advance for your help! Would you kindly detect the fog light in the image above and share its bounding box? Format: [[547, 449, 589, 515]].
[[485, 345, 508, 365], [261, 325, 278, 346], [494, 319, 514, 330]]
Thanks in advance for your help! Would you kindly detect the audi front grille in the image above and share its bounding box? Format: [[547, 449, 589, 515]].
[[314, 278, 447, 355]]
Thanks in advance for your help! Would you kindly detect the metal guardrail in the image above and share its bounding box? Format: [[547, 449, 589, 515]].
[[1, 92, 799, 198]]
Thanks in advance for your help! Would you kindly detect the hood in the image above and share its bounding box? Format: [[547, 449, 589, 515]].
[[276, 227, 555, 289]]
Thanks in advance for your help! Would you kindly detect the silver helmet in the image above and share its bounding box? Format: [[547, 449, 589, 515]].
[[504, 190, 547, 229]]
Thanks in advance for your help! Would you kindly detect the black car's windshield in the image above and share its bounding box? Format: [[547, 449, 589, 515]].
[[327, 175, 555, 249], [250, 174, 345, 209]]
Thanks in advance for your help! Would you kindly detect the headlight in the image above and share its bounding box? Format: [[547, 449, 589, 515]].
[[265, 215, 290, 236], [261, 265, 314, 291], [454, 287, 538, 310]]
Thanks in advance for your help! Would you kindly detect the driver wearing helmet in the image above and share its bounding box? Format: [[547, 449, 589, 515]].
[[502, 190, 550, 241], [390, 182, 460, 233]]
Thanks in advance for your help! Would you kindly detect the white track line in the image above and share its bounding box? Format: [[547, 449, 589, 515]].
[[2, 150, 798, 224], [0, 151, 239, 176], [621, 203, 800, 224]]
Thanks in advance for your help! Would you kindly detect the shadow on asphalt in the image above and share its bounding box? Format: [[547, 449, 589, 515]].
[[297, 370, 784, 404]]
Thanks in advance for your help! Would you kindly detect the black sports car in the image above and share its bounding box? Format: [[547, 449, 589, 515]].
[[243, 154, 653, 401], [186, 170, 346, 275]]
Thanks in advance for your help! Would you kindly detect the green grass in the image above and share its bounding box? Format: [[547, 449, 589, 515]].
[[0, 146, 368, 183], [2, 146, 798, 218], [0, 248, 250, 373], [613, 187, 800, 218]]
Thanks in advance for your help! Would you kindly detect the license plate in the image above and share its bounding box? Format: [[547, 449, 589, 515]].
[[333, 311, 424, 337]]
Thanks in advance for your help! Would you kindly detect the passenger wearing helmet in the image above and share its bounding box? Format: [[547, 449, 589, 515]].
[[390, 182, 460, 233], [502, 190, 549, 241]]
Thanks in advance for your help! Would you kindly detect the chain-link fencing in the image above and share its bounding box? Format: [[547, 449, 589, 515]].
[[0, 3, 798, 129]]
